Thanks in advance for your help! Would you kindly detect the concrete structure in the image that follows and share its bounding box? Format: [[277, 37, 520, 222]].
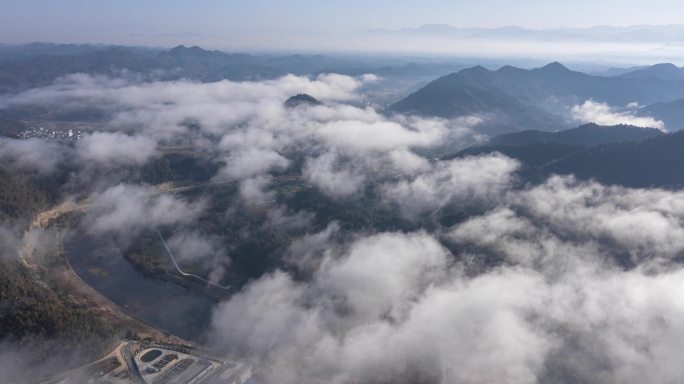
[[132, 344, 252, 384]]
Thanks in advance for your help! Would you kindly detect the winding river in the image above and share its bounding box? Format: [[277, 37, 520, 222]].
[[65, 232, 217, 341]]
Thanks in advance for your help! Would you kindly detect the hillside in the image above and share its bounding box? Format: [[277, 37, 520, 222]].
[[541, 131, 684, 188], [619, 63, 684, 81], [388, 62, 684, 134], [447, 124, 684, 188], [487, 123, 664, 146], [639, 98, 684, 131]]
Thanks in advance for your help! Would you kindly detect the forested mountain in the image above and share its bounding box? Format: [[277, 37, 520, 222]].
[[541, 131, 684, 187], [450, 124, 684, 188], [388, 62, 684, 134], [0, 44, 467, 95], [486, 123, 664, 146]]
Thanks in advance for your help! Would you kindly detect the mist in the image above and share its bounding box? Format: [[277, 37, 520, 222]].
[[3, 67, 684, 383]]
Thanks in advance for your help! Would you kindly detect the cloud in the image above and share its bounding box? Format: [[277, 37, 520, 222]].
[[208, 230, 551, 384], [239, 175, 276, 204], [571, 99, 665, 130], [166, 230, 225, 265], [0, 225, 55, 262], [264, 206, 315, 231], [0, 138, 67, 175], [302, 151, 367, 198], [83, 184, 205, 235], [13, 71, 684, 384], [77, 132, 157, 166], [381, 153, 520, 217], [314, 119, 444, 152], [206, 168, 684, 384], [217, 149, 290, 181], [0, 73, 481, 203]]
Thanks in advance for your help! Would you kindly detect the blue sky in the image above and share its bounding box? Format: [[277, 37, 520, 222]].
[[1, 0, 684, 53]]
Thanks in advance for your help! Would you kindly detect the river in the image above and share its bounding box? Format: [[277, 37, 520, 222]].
[[65, 232, 217, 341]]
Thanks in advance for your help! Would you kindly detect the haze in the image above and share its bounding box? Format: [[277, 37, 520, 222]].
[[3, 0, 684, 63], [8, 1, 684, 383]]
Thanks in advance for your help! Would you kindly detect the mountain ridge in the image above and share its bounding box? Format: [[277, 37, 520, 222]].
[[387, 62, 684, 135]]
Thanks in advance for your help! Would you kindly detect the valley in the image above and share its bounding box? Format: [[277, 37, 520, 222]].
[[4, 30, 684, 383]]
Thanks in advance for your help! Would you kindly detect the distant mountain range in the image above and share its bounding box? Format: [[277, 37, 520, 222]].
[[388, 62, 684, 134], [618, 63, 684, 81], [3, 43, 684, 137], [370, 24, 684, 43], [448, 123, 684, 188], [0, 43, 468, 94]]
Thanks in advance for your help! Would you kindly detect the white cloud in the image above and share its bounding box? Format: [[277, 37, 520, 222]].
[[0, 138, 67, 175], [6, 71, 684, 384], [217, 148, 289, 181], [382, 153, 520, 217], [77, 132, 157, 166], [302, 151, 367, 198], [571, 99, 665, 130], [84, 184, 205, 235]]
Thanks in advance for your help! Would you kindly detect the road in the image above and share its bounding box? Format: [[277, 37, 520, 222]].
[[155, 230, 231, 291], [123, 342, 146, 384]]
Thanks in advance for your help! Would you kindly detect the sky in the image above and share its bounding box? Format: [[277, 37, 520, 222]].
[[2, 0, 684, 41], [2, 0, 684, 60]]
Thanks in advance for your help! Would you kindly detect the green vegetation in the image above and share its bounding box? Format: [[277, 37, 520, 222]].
[[0, 166, 47, 222], [0, 261, 121, 380]]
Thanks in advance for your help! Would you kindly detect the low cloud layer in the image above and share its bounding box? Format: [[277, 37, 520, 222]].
[[4, 72, 684, 384], [209, 175, 684, 384], [571, 99, 665, 130], [82, 184, 205, 236], [77, 132, 157, 166], [0, 138, 67, 175]]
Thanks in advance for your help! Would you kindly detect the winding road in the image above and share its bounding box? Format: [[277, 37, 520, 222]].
[[154, 230, 231, 291]]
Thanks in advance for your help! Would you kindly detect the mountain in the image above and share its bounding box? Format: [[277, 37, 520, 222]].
[[487, 123, 664, 146], [619, 63, 684, 81], [284, 94, 322, 108], [448, 124, 684, 188], [0, 47, 152, 93], [386, 64, 566, 134], [0, 43, 105, 64], [542, 130, 684, 188], [639, 98, 684, 131], [388, 62, 684, 135], [599, 65, 649, 77], [0, 44, 468, 95], [154, 45, 277, 81], [448, 124, 663, 168]]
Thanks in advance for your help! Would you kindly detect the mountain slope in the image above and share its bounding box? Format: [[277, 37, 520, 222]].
[[388, 63, 684, 134], [639, 98, 684, 131], [487, 123, 664, 146], [284, 94, 322, 108], [0, 47, 151, 92], [448, 124, 684, 188], [386, 65, 565, 134], [537, 131, 684, 188], [619, 63, 684, 81]]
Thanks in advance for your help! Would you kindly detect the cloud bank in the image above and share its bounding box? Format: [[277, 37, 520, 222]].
[[571, 99, 665, 130], [4, 72, 684, 384], [209, 175, 684, 384]]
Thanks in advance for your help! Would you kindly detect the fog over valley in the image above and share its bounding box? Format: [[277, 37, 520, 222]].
[[4, 2, 684, 384]]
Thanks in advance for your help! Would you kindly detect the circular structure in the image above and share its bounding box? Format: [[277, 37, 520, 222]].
[[140, 349, 163, 363]]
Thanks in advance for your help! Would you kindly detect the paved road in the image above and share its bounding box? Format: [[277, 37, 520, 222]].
[[155, 230, 231, 291]]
